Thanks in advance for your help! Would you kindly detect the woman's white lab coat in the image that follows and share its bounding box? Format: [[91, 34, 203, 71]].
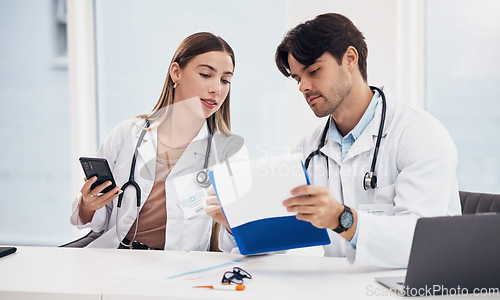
[[70, 118, 245, 250], [297, 87, 461, 267]]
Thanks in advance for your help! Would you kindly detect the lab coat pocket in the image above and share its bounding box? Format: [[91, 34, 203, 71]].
[[358, 184, 395, 216], [171, 172, 198, 201], [374, 183, 395, 204]]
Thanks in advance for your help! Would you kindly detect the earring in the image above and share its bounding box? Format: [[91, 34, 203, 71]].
[[173, 82, 178, 89]]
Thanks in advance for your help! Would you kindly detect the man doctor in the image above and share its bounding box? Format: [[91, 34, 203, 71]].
[[276, 13, 461, 267]]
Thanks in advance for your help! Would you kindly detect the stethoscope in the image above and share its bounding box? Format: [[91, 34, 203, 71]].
[[304, 86, 387, 191], [116, 118, 213, 247]]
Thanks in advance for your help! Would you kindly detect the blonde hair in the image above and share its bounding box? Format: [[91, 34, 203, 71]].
[[138, 32, 235, 135]]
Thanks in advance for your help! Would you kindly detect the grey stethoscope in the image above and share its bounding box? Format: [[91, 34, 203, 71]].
[[304, 86, 387, 190], [116, 118, 213, 247]]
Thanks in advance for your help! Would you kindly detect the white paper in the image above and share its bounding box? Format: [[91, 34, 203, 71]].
[[212, 154, 308, 228], [116, 252, 251, 281]]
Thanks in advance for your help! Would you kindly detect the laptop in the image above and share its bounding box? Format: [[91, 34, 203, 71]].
[[376, 213, 500, 296]]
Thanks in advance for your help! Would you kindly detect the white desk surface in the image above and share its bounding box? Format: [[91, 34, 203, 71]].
[[0, 245, 184, 300], [103, 251, 406, 300], [0, 246, 497, 300]]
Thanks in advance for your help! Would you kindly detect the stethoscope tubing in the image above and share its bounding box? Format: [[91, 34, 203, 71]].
[[117, 118, 213, 208], [304, 86, 387, 190], [115, 118, 213, 247]]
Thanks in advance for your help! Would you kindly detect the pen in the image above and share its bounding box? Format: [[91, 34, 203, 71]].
[[194, 284, 246, 291]]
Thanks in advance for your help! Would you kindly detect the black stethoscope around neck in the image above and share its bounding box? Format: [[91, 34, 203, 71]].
[[116, 118, 213, 247], [304, 86, 387, 190]]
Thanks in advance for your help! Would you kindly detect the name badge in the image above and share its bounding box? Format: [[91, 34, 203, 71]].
[[358, 203, 394, 216], [177, 189, 208, 219]]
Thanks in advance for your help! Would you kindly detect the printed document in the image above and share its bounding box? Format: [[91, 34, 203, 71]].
[[212, 154, 308, 228]]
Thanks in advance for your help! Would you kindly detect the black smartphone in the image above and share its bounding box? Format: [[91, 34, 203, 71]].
[[79, 157, 117, 194]]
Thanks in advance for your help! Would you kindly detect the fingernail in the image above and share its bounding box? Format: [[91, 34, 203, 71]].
[[105, 181, 111, 186]]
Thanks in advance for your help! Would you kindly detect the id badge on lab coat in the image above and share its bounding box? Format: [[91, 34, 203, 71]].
[[358, 204, 394, 216], [177, 189, 208, 219]]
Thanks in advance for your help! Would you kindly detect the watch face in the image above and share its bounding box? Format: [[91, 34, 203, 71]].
[[340, 211, 354, 229]]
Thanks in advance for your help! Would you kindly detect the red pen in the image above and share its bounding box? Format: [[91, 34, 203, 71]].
[[194, 284, 246, 291]]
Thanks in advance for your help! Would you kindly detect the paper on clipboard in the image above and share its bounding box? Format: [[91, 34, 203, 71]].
[[209, 153, 330, 255], [212, 153, 308, 228]]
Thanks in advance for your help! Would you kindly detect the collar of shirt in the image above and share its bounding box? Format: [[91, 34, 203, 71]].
[[328, 89, 380, 161]]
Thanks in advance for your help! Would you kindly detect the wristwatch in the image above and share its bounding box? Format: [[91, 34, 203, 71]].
[[333, 205, 354, 233]]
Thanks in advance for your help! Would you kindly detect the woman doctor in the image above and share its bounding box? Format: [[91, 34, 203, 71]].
[[70, 32, 245, 250]]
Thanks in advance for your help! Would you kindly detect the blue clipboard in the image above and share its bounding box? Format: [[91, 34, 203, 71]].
[[208, 162, 330, 255]]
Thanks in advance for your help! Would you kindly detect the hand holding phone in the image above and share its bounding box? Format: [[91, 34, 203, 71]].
[[78, 157, 122, 223], [79, 157, 117, 194]]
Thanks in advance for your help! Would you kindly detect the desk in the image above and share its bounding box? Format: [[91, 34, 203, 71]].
[[0, 246, 184, 300], [104, 252, 406, 300], [0, 246, 497, 299]]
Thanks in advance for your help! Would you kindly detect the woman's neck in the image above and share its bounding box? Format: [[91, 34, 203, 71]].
[[158, 100, 206, 148]]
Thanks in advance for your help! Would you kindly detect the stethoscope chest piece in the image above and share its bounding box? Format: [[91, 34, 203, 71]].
[[363, 171, 377, 190], [196, 169, 211, 188]]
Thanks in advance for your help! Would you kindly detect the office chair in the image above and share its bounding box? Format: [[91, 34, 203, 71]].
[[459, 191, 500, 214], [60, 223, 222, 251], [59, 230, 103, 248]]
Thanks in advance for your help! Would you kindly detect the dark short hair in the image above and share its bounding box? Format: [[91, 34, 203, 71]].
[[275, 13, 368, 82]]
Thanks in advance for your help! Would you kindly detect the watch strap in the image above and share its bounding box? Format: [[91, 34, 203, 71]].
[[333, 205, 352, 233]]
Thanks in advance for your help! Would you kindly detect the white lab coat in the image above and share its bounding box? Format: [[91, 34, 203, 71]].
[[297, 86, 461, 267], [70, 118, 246, 250]]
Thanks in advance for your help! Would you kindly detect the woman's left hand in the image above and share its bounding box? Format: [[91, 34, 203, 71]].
[[205, 188, 231, 233]]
